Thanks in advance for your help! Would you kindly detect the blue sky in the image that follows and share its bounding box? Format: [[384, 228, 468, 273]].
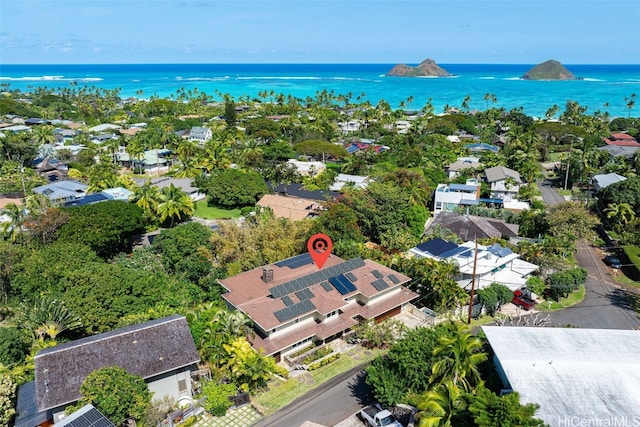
[[1, 0, 639, 64]]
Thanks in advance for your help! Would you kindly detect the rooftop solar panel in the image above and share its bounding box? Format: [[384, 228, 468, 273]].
[[329, 274, 357, 295], [371, 270, 383, 279], [321, 281, 333, 292], [371, 279, 389, 291], [282, 296, 293, 306], [415, 238, 458, 257], [388, 274, 400, 284], [269, 257, 366, 297], [345, 271, 358, 282], [275, 253, 313, 269], [296, 288, 314, 301], [274, 300, 316, 322]]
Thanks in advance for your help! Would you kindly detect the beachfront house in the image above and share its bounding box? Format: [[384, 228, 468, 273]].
[[409, 238, 538, 291], [219, 254, 418, 362], [15, 315, 200, 427]]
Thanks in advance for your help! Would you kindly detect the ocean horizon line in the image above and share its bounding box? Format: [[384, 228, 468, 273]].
[[2, 62, 640, 67]]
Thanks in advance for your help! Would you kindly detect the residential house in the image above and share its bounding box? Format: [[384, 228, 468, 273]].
[[329, 173, 370, 191], [101, 187, 134, 201], [91, 133, 119, 145], [596, 144, 639, 161], [445, 156, 482, 179], [88, 123, 121, 133], [409, 238, 538, 291], [426, 211, 519, 241], [343, 139, 389, 154], [433, 178, 481, 217], [484, 166, 522, 201], [256, 194, 323, 221], [338, 120, 362, 134], [482, 326, 640, 427], [15, 315, 200, 427], [287, 159, 326, 177], [117, 148, 171, 175], [591, 172, 626, 190], [188, 126, 212, 144], [603, 132, 639, 147], [32, 180, 88, 204], [269, 182, 339, 202], [32, 157, 68, 182], [219, 254, 418, 361], [133, 176, 205, 201]]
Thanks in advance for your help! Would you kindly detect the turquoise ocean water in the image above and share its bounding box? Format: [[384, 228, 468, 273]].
[[1, 63, 639, 118]]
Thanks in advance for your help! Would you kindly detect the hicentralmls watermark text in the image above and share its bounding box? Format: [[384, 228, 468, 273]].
[[557, 416, 640, 427]]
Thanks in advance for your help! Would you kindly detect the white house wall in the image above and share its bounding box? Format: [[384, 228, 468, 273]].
[[148, 370, 192, 402]]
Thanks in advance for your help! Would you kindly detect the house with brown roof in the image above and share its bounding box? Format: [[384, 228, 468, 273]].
[[220, 254, 418, 361], [256, 194, 323, 221], [427, 211, 519, 241], [16, 315, 200, 426], [604, 132, 639, 147]]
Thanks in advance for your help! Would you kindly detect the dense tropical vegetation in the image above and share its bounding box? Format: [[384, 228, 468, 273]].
[[0, 83, 638, 425]]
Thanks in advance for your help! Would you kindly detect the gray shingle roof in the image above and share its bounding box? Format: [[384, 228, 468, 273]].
[[428, 212, 519, 241], [484, 165, 522, 184], [35, 315, 199, 411]]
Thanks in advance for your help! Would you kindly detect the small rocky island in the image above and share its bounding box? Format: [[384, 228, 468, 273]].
[[521, 60, 576, 80], [387, 58, 451, 77]]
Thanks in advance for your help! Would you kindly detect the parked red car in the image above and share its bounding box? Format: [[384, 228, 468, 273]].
[[512, 289, 536, 310]]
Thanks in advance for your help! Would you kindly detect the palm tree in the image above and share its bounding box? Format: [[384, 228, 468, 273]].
[[130, 180, 161, 219], [605, 203, 635, 226], [416, 381, 465, 427], [1, 202, 26, 242], [157, 184, 194, 227], [32, 125, 55, 146], [430, 322, 487, 392]]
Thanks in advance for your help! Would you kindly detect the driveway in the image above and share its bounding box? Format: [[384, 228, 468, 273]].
[[537, 181, 566, 206], [543, 241, 640, 329]]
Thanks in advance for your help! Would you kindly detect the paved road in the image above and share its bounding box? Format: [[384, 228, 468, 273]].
[[542, 241, 640, 329], [253, 366, 373, 427], [537, 181, 565, 206]]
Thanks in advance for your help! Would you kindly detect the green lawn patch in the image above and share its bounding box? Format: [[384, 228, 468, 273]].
[[539, 285, 586, 311], [193, 200, 241, 219], [252, 346, 383, 416]]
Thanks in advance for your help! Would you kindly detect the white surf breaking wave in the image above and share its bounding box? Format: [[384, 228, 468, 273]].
[[175, 76, 230, 82], [581, 78, 604, 82], [478, 77, 495, 80], [0, 75, 103, 82]]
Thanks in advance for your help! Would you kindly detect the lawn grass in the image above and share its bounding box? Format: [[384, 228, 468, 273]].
[[252, 346, 383, 416], [193, 200, 241, 219], [539, 285, 586, 311]]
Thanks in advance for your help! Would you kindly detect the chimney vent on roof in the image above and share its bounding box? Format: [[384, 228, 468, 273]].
[[262, 267, 274, 283]]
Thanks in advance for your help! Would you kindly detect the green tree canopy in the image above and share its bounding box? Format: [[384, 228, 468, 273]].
[[79, 366, 151, 426], [0, 327, 30, 366], [57, 201, 145, 259], [205, 168, 268, 208], [294, 139, 348, 159]]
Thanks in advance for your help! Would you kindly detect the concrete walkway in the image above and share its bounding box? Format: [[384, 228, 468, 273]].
[[192, 405, 261, 427]]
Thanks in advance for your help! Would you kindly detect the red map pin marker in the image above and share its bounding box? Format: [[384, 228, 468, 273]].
[[307, 233, 333, 269]]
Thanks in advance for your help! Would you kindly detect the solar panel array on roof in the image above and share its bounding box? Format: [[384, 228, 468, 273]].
[[321, 281, 333, 292], [371, 269, 383, 279], [281, 296, 293, 306], [274, 253, 313, 269], [56, 405, 115, 427], [329, 274, 357, 295], [487, 244, 513, 258], [273, 300, 316, 323], [415, 238, 458, 257], [269, 257, 366, 297], [295, 288, 314, 301], [345, 271, 358, 282], [388, 274, 400, 284], [439, 246, 470, 259], [371, 279, 389, 291]]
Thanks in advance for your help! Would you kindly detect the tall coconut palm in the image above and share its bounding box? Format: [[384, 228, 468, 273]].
[[157, 184, 194, 227], [605, 203, 635, 226], [1, 202, 26, 242], [32, 125, 55, 146], [416, 381, 465, 427], [430, 322, 487, 392], [130, 180, 161, 219]]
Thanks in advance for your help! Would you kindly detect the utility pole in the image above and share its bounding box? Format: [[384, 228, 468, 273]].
[[564, 135, 576, 191], [467, 239, 479, 324]]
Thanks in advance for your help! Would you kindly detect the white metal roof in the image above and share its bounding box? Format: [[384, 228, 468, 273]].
[[482, 326, 640, 427]]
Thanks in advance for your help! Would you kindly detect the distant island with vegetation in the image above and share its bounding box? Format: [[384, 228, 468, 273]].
[[387, 58, 451, 77], [521, 59, 578, 80]]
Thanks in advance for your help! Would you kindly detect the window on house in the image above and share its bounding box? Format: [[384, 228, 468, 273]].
[[178, 379, 187, 393]]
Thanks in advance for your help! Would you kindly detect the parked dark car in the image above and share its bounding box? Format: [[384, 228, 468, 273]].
[[605, 256, 622, 269], [512, 289, 536, 310]]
